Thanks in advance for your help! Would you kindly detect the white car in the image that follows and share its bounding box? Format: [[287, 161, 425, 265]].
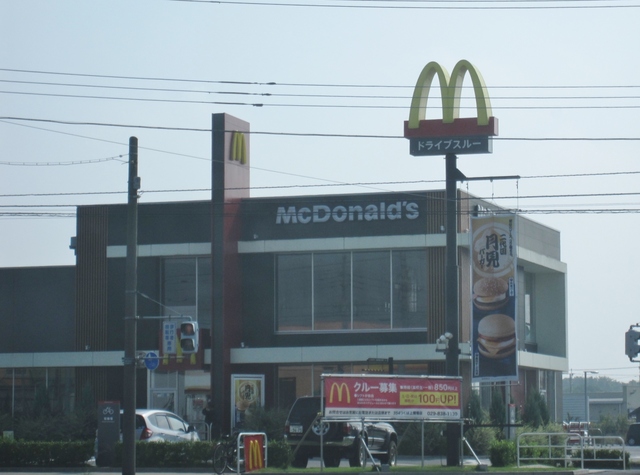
[[133, 409, 200, 442], [95, 409, 199, 466]]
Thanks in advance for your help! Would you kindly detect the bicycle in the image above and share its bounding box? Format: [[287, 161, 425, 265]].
[[213, 433, 239, 474]]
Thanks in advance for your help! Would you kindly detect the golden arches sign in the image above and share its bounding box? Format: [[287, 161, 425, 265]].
[[230, 131, 247, 165], [328, 382, 351, 404], [246, 437, 264, 471], [408, 59, 492, 128], [404, 60, 498, 156]]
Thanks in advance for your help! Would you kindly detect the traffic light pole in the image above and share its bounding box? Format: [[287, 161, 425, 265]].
[[123, 137, 139, 475]]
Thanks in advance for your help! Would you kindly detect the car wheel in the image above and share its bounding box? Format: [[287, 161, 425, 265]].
[[323, 451, 341, 467], [378, 439, 397, 466], [311, 419, 330, 436], [291, 452, 308, 468], [349, 438, 367, 468], [628, 437, 636, 446]]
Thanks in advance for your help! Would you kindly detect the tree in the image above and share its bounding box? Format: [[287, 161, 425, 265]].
[[562, 375, 624, 394], [489, 389, 506, 426], [31, 384, 51, 418], [467, 390, 486, 424], [522, 391, 549, 428]]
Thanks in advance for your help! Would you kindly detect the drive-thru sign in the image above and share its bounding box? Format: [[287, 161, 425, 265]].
[[323, 374, 462, 420]]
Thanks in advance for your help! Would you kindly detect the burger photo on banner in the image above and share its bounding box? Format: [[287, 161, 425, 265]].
[[470, 215, 518, 382]]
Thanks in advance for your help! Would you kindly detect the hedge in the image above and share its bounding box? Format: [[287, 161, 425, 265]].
[[0, 439, 94, 467]]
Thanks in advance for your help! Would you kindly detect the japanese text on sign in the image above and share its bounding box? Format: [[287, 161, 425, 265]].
[[324, 375, 462, 421], [410, 136, 491, 156]]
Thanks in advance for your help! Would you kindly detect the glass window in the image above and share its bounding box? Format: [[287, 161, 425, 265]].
[[314, 253, 351, 330], [353, 252, 390, 329], [164, 258, 197, 318], [392, 250, 427, 328], [276, 254, 312, 331], [154, 414, 170, 429], [197, 257, 212, 328], [525, 272, 536, 343], [275, 250, 427, 332], [163, 257, 211, 328], [168, 415, 187, 431]]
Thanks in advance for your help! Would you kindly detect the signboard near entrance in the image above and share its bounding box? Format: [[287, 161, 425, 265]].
[[96, 400, 120, 467], [322, 374, 461, 420]]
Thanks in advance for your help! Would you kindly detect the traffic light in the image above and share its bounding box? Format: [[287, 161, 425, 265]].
[[180, 321, 199, 354], [625, 326, 640, 361]]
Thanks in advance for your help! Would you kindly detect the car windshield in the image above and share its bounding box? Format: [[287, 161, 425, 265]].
[[290, 397, 321, 418]]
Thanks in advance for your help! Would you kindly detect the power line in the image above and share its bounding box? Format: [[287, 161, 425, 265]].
[[2, 170, 640, 197], [2, 116, 640, 141], [0, 155, 127, 166], [2, 68, 640, 90], [3, 89, 640, 110], [167, 0, 640, 10], [3, 78, 640, 101]]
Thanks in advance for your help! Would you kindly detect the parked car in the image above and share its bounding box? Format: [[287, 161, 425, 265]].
[[130, 409, 200, 442], [96, 409, 199, 466], [627, 423, 640, 445], [284, 396, 397, 468]]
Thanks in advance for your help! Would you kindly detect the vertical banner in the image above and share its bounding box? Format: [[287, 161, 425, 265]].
[[244, 434, 265, 471], [471, 214, 518, 382], [231, 374, 264, 431]]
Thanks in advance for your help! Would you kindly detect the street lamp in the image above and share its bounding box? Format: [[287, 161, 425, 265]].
[[584, 370, 598, 424]]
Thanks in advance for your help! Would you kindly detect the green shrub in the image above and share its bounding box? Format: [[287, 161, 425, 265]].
[[593, 413, 629, 438], [489, 439, 516, 467], [112, 441, 213, 467], [242, 406, 288, 442], [464, 426, 498, 455], [8, 409, 96, 441], [268, 439, 293, 469], [0, 439, 94, 467], [396, 422, 446, 456], [574, 448, 629, 469]]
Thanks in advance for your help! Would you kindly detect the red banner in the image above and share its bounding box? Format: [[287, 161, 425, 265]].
[[244, 434, 264, 472], [323, 375, 461, 420]]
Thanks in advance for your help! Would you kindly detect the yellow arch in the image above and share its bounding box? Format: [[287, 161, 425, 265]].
[[408, 60, 492, 128], [231, 132, 247, 164]]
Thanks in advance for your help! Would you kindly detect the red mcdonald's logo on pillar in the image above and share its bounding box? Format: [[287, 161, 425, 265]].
[[245, 434, 264, 472]]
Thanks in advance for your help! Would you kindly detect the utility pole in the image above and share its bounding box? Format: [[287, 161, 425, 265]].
[[123, 137, 139, 475]]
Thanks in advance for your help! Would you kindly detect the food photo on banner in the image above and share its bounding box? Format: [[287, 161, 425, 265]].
[[231, 374, 264, 431], [471, 214, 518, 382]]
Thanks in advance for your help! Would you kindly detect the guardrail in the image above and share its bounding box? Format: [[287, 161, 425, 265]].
[[517, 432, 626, 470]]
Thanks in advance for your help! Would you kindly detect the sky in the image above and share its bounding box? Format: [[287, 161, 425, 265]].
[[1, 0, 640, 383]]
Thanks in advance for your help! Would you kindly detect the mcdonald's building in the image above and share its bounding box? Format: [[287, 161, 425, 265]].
[[0, 112, 568, 434]]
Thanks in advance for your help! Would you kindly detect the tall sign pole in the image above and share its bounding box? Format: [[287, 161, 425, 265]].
[[123, 136, 139, 475], [445, 152, 460, 380], [444, 152, 461, 466], [404, 60, 498, 467]]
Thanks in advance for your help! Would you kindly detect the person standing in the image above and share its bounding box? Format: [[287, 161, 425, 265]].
[[202, 397, 219, 440]]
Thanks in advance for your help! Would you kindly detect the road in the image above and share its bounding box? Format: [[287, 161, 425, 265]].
[[1, 447, 639, 475]]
